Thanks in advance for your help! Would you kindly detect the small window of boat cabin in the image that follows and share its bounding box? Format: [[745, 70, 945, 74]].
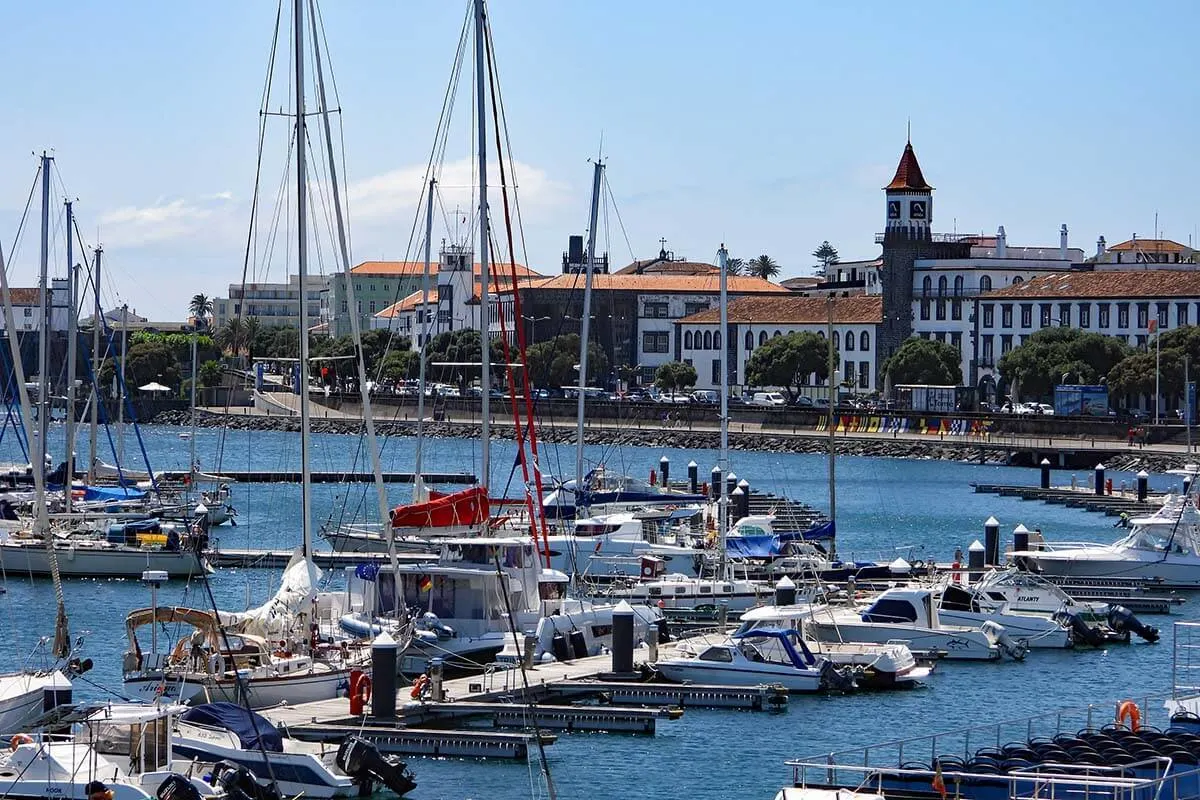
[[698, 646, 733, 662], [719, 585, 731, 593], [699, 586, 712, 594], [648, 587, 662, 597], [861, 598, 918, 623]]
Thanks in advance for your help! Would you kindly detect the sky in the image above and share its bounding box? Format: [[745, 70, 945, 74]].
[[2, 1, 1199, 321]]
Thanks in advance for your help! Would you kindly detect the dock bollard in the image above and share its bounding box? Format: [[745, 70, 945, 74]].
[[1040, 458, 1051, 490], [428, 657, 444, 703], [522, 634, 537, 670], [737, 479, 751, 520], [1137, 470, 1149, 502], [647, 626, 659, 663], [1012, 524, 1030, 570], [371, 631, 397, 718], [1095, 464, 1106, 496], [730, 487, 745, 524], [983, 516, 1000, 566], [710, 467, 722, 501], [726, 472, 738, 499], [611, 601, 635, 675], [775, 575, 797, 606], [660, 456, 670, 488], [718, 602, 729, 630], [967, 539, 985, 582], [688, 461, 699, 494]]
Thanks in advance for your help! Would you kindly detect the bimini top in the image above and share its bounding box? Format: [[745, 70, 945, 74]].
[[180, 702, 283, 753]]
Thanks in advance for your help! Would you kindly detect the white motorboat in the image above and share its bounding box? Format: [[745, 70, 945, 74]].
[[173, 702, 416, 797], [604, 566, 772, 613], [0, 702, 222, 800], [933, 581, 1072, 648], [972, 566, 1107, 617], [551, 508, 707, 580], [806, 587, 1020, 661], [654, 628, 851, 692], [1014, 495, 1200, 588], [0, 527, 209, 578], [0, 671, 71, 736], [735, 604, 933, 688], [542, 467, 708, 520], [90, 458, 164, 485]]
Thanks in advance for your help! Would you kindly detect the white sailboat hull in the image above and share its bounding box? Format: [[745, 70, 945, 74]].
[[809, 620, 1000, 660], [124, 666, 353, 710], [654, 660, 823, 692], [936, 609, 1070, 648], [0, 540, 207, 578], [0, 672, 66, 735], [1025, 547, 1200, 589]]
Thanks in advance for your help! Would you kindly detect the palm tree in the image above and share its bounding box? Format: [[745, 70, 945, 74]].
[[747, 254, 781, 280], [242, 316, 261, 361], [725, 257, 745, 276], [216, 317, 245, 355], [189, 293, 214, 327]]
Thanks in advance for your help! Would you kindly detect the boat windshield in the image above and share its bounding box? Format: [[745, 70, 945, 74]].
[[1120, 525, 1193, 553]]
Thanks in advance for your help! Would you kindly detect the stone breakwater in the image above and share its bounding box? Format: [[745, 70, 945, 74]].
[[150, 409, 1027, 465]]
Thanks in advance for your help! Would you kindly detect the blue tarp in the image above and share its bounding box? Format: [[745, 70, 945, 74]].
[[726, 535, 781, 558], [81, 485, 146, 502], [179, 702, 283, 753]]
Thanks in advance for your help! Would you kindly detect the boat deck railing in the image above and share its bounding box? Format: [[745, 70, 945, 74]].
[[789, 692, 1172, 781], [784, 756, 1186, 800]]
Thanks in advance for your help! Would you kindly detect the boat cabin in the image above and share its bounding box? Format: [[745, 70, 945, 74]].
[[860, 588, 937, 628]]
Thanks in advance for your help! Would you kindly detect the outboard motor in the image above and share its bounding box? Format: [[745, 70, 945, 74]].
[[156, 775, 203, 800], [1108, 605, 1160, 643], [336, 735, 418, 797], [1054, 610, 1106, 647], [817, 661, 858, 692], [981, 620, 1028, 660], [209, 761, 283, 800]]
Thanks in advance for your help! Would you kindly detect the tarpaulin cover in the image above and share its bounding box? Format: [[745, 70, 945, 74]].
[[179, 702, 283, 752]]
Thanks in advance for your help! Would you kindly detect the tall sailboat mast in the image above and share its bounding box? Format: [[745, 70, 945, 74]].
[[64, 201, 78, 514], [413, 179, 436, 497], [474, 0, 491, 488], [36, 154, 51, 476], [87, 246, 102, 483], [574, 160, 603, 498], [293, 0, 314, 556], [717, 244, 730, 579]]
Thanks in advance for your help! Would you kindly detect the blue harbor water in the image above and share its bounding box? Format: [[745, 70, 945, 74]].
[[0, 422, 1190, 799]]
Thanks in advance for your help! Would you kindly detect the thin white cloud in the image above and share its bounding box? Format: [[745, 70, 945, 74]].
[[98, 194, 236, 248]]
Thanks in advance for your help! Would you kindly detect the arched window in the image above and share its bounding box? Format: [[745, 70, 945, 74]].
[[938, 276, 948, 296], [714, 331, 721, 350], [694, 328, 703, 347], [954, 275, 964, 296], [759, 331, 768, 346], [860, 330, 870, 351], [922, 276, 932, 296], [684, 331, 693, 349], [773, 330, 782, 338], [745, 331, 754, 351], [980, 275, 993, 292], [845, 330, 855, 351], [1011, 276, 1023, 285], [832, 331, 840, 350], [703, 331, 713, 350]]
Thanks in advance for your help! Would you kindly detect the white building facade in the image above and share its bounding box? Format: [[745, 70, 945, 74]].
[[213, 274, 328, 331]]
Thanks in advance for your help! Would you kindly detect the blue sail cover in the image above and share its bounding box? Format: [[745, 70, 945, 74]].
[[726, 535, 781, 558], [180, 702, 283, 753], [81, 485, 147, 502]]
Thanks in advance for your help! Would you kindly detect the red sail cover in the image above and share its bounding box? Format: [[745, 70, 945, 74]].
[[389, 486, 490, 530]]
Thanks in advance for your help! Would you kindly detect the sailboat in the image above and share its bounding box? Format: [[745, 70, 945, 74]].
[[123, 0, 384, 708]]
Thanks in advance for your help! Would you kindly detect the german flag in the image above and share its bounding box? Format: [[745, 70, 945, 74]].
[[418, 575, 433, 593]]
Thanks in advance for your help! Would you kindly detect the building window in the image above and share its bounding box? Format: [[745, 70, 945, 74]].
[[1179, 303, 1190, 327], [983, 306, 994, 327], [684, 331, 693, 349], [922, 276, 932, 297], [357, 301, 362, 313], [643, 302, 669, 319], [936, 300, 946, 320], [982, 336, 994, 362], [1020, 305, 1032, 327], [1058, 304, 1070, 327], [1040, 304, 1052, 327], [951, 300, 962, 320], [980, 275, 993, 292], [774, 330, 782, 338], [642, 332, 670, 353], [340, 300, 348, 313], [859, 331, 869, 351], [950, 332, 962, 351], [937, 276, 948, 297], [844, 359, 854, 383], [703, 331, 712, 350], [1001, 334, 1013, 354], [920, 299, 931, 320], [1001, 305, 1012, 328], [369, 284, 376, 292], [714, 331, 721, 350], [759, 331, 768, 346], [858, 361, 869, 389], [1097, 304, 1110, 328], [369, 301, 377, 314], [685, 302, 708, 316], [845, 331, 855, 351], [1137, 334, 1148, 349], [711, 359, 720, 385], [1079, 304, 1090, 328], [745, 331, 754, 351], [832, 331, 840, 350], [1136, 303, 1149, 329], [1158, 302, 1169, 328], [22, 308, 32, 318], [934, 331, 946, 343], [953, 275, 964, 297]]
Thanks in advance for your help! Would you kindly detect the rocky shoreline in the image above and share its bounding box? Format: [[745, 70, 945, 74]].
[[149, 409, 1180, 473]]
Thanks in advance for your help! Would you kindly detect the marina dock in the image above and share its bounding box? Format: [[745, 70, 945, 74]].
[[262, 642, 787, 759], [160, 470, 476, 485], [971, 483, 1167, 515]]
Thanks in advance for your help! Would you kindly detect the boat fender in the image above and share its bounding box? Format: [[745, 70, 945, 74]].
[[357, 675, 373, 705], [9, 734, 32, 751], [410, 674, 429, 700], [208, 653, 225, 675], [1118, 700, 1141, 731]]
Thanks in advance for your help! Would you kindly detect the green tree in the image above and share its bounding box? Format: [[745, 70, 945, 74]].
[[883, 337, 963, 386], [746, 254, 781, 280], [216, 318, 246, 355], [379, 350, 419, 381], [745, 331, 832, 399], [525, 334, 609, 387], [188, 294, 213, 327], [725, 257, 745, 276], [423, 329, 506, 392], [812, 241, 840, 278], [999, 328, 1130, 400], [242, 317, 261, 361], [1109, 349, 1185, 401], [654, 361, 698, 398], [100, 341, 182, 392], [198, 360, 224, 388]]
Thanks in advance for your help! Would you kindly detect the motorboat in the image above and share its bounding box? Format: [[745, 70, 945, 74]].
[[654, 628, 854, 692], [542, 467, 708, 520], [1014, 494, 1200, 589], [173, 702, 416, 797], [0, 702, 224, 800], [0, 524, 210, 579], [806, 587, 1020, 661], [932, 581, 1072, 648], [604, 563, 773, 614], [0, 671, 72, 735], [550, 508, 708, 580], [735, 604, 933, 688]]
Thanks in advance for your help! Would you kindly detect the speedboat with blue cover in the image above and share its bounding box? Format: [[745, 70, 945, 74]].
[[653, 628, 856, 692]]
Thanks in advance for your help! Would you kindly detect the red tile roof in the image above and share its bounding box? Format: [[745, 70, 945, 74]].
[[5, 288, 40, 306], [375, 290, 438, 318], [351, 260, 539, 278], [884, 141, 933, 192], [527, 274, 788, 294], [614, 260, 719, 276], [1106, 238, 1188, 253], [980, 270, 1200, 300], [677, 295, 882, 325]]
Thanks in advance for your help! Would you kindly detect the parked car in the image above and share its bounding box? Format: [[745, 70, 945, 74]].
[[751, 391, 787, 407], [691, 390, 719, 404], [792, 396, 815, 408]]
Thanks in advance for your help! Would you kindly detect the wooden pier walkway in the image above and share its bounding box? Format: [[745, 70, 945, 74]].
[[161, 470, 475, 485], [972, 484, 1167, 516]]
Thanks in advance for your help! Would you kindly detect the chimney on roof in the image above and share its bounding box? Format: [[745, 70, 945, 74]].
[[1097, 236, 1106, 259], [996, 226, 1007, 258], [1060, 224, 1069, 261]]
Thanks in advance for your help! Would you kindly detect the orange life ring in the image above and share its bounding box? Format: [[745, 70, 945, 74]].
[[410, 674, 429, 700], [358, 675, 373, 705], [1117, 700, 1140, 731], [10, 734, 32, 751]]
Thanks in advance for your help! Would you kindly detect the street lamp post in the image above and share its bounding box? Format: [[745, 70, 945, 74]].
[[522, 315, 550, 347]]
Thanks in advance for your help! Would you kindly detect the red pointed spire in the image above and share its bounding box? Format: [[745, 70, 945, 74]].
[[884, 141, 933, 191]]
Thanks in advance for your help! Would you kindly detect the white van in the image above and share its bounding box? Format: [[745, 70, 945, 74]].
[[751, 391, 787, 407]]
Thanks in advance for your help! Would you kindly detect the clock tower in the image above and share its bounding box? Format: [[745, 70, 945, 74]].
[[883, 139, 933, 241]]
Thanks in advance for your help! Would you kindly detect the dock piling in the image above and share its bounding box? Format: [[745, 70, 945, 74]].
[[710, 466, 722, 500], [1040, 458, 1051, 489], [1095, 463, 1106, 496], [688, 461, 699, 493], [983, 517, 1000, 566], [371, 632, 398, 718], [1137, 470, 1149, 502], [611, 601, 635, 675], [660, 456, 670, 488], [775, 575, 797, 606], [967, 539, 985, 581]]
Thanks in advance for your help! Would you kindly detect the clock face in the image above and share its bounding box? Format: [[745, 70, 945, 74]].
[[887, 201, 900, 219], [910, 200, 927, 220]]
